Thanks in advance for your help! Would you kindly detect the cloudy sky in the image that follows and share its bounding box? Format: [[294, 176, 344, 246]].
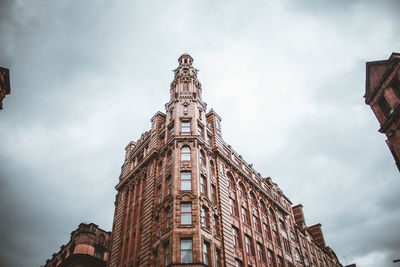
[[0, 0, 399, 266]]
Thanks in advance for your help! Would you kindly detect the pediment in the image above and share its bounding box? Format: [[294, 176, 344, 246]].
[[176, 191, 197, 201]]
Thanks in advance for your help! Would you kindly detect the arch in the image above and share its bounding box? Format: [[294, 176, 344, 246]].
[[181, 146, 191, 161], [269, 207, 277, 223], [158, 161, 163, 176], [249, 191, 257, 207], [260, 200, 268, 217], [238, 182, 246, 198]]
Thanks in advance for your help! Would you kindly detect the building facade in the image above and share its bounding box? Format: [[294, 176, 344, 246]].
[[365, 52, 400, 171], [0, 66, 11, 110], [43, 223, 111, 267], [108, 54, 342, 267]]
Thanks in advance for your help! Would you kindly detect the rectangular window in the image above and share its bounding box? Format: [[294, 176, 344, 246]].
[[235, 259, 243, 267], [168, 125, 174, 137], [252, 215, 260, 232], [279, 219, 286, 230], [203, 242, 209, 265], [232, 226, 240, 248], [215, 248, 221, 267], [181, 121, 190, 133], [201, 206, 209, 228], [181, 239, 193, 263], [257, 242, 265, 262], [268, 249, 275, 267], [181, 171, 191, 190], [198, 124, 203, 137], [211, 185, 216, 204], [378, 96, 393, 116], [200, 175, 207, 195], [277, 256, 283, 267], [242, 207, 249, 225], [207, 134, 211, 146], [181, 203, 192, 225], [264, 223, 272, 240], [273, 230, 280, 247], [214, 215, 220, 237], [166, 176, 171, 195], [157, 185, 161, 204], [165, 209, 171, 229], [245, 235, 253, 255], [230, 198, 237, 216], [161, 133, 165, 146], [164, 243, 170, 266]]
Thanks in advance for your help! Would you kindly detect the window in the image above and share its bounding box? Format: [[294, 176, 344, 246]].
[[166, 176, 171, 195], [203, 242, 210, 265], [157, 185, 161, 204], [164, 243, 170, 266], [94, 247, 104, 259], [214, 215, 220, 237], [154, 250, 159, 267], [181, 121, 190, 133], [273, 230, 281, 247], [181, 239, 192, 263], [198, 124, 203, 137], [242, 206, 249, 225], [201, 206, 209, 228], [181, 203, 192, 225], [249, 192, 257, 207], [263, 223, 272, 240], [181, 171, 191, 190], [257, 242, 265, 262], [268, 249, 275, 267], [277, 256, 283, 267], [207, 134, 211, 146], [238, 184, 244, 197], [209, 161, 215, 177], [161, 133, 165, 146], [245, 235, 253, 255], [181, 146, 191, 161], [378, 96, 393, 116], [252, 215, 261, 232], [211, 185, 216, 204], [283, 237, 291, 254], [235, 259, 243, 267], [295, 249, 301, 261], [215, 248, 221, 267], [168, 125, 174, 137], [305, 256, 309, 266], [229, 198, 237, 216], [279, 219, 286, 230], [200, 150, 206, 166], [167, 151, 172, 166], [200, 175, 207, 195], [165, 209, 171, 229], [228, 174, 236, 190], [290, 231, 296, 241], [232, 226, 241, 248], [158, 161, 163, 176]]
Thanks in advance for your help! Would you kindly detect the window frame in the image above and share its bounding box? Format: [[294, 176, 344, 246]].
[[180, 238, 193, 263], [181, 121, 191, 133], [180, 202, 192, 225], [180, 171, 192, 190]]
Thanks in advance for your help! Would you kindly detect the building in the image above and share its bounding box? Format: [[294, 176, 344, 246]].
[[0, 66, 11, 109], [365, 52, 400, 171], [43, 223, 111, 267], [108, 54, 342, 267]]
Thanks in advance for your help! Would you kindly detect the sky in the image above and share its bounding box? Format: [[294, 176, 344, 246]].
[[0, 0, 399, 266]]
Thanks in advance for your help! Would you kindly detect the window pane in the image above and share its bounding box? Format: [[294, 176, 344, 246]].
[[181, 250, 192, 263], [181, 203, 191, 212], [181, 180, 191, 190]]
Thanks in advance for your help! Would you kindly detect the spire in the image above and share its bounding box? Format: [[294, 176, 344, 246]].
[[170, 54, 202, 101]]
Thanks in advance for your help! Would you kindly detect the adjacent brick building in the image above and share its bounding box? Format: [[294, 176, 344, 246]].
[[43, 223, 111, 267], [365, 52, 400, 171], [0, 66, 11, 109], [108, 54, 342, 267]]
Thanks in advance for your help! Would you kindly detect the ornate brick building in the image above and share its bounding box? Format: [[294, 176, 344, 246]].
[[365, 52, 400, 170], [0, 66, 11, 110], [108, 54, 342, 267], [43, 223, 111, 267]]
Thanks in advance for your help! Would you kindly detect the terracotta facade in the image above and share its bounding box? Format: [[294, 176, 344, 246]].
[[43, 223, 111, 267], [0, 66, 11, 110], [108, 54, 342, 267], [365, 52, 400, 171]]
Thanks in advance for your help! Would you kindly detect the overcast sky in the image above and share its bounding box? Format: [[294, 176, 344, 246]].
[[0, 1, 399, 266]]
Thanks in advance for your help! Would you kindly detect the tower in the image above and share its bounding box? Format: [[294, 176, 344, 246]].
[[108, 55, 343, 267], [365, 52, 400, 171]]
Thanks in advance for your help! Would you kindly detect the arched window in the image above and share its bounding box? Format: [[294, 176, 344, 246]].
[[260, 201, 268, 218], [295, 249, 301, 261], [249, 192, 257, 207], [167, 151, 172, 166], [199, 150, 206, 166], [181, 146, 191, 161]]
